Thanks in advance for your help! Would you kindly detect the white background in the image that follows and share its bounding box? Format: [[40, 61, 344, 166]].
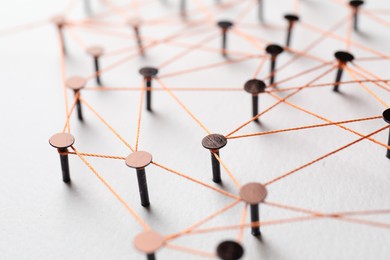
[[1, 0, 390, 259]]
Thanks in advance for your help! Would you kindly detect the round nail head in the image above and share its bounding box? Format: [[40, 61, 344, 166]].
[[202, 134, 227, 150], [244, 79, 266, 94], [216, 241, 244, 260], [383, 108, 390, 124], [51, 15, 66, 27], [87, 45, 104, 57], [217, 20, 234, 30], [334, 51, 354, 63], [284, 14, 299, 22], [240, 183, 267, 205], [265, 44, 284, 56], [139, 67, 159, 77], [66, 76, 87, 91], [125, 151, 153, 169], [134, 230, 165, 254], [349, 0, 364, 8], [127, 17, 142, 27], [49, 133, 75, 149]]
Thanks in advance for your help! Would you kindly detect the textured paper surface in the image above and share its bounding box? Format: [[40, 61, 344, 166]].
[[1, 0, 390, 259]]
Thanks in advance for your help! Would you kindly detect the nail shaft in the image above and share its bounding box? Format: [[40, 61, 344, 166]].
[[270, 57, 276, 85], [180, 0, 186, 17], [387, 129, 390, 159], [250, 204, 261, 236], [84, 0, 91, 15], [211, 151, 222, 183], [286, 22, 294, 47], [286, 27, 292, 47], [74, 90, 84, 121], [57, 27, 66, 55], [133, 26, 144, 55], [221, 29, 227, 56], [353, 9, 358, 31], [333, 66, 344, 92], [147, 253, 156, 260], [94, 57, 101, 86], [252, 95, 259, 118], [136, 168, 150, 207], [146, 78, 152, 111], [59, 148, 71, 183], [258, 0, 264, 22]]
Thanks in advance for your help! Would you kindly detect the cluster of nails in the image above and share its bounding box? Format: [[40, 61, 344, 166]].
[[46, 1, 389, 260]]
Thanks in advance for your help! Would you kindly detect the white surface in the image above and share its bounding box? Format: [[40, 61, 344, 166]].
[[1, 0, 390, 259]]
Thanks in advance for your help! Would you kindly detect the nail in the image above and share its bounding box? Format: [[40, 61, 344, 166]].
[[258, 0, 264, 22], [244, 79, 266, 121], [139, 67, 159, 112], [202, 134, 228, 183], [240, 183, 267, 236], [87, 46, 104, 86], [265, 44, 284, 86], [128, 19, 145, 56], [333, 51, 354, 92], [180, 0, 187, 18], [49, 133, 75, 183], [66, 76, 87, 121], [51, 15, 67, 55], [217, 20, 234, 57], [284, 14, 299, 48], [84, 0, 91, 15], [125, 151, 153, 207], [349, 0, 364, 31], [382, 109, 390, 159], [216, 240, 244, 260]]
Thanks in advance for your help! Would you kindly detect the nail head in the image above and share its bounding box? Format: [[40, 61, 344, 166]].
[[87, 45, 104, 57], [127, 17, 142, 27], [216, 240, 244, 260], [265, 44, 284, 56], [51, 15, 66, 27], [134, 230, 165, 254], [66, 76, 87, 91], [202, 134, 227, 150], [125, 151, 153, 169], [217, 20, 234, 30], [240, 183, 267, 205], [284, 14, 299, 22], [139, 67, 159, 78], [334, 51, 354, 63], [349, 0, 364, 8], [49, 133, 75, 149], [244, 79, 266, 94], [383, 108, 390, 124]]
